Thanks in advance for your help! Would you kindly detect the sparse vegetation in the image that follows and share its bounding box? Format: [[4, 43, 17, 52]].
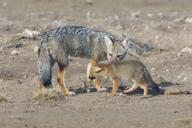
[[0, 94, 8, 102], [33, 89, 65, 101]]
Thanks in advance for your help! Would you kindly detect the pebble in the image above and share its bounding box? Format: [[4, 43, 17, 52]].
[[155, 35, 160, 40], [178, 47, 192, 56], [131, 11, 141, 18], [174, 17, 185, 23], [0, 47, 5, 52], [157, 12, 164, 17], [147, 13, 154, 17], [181, 47, 192, 53], [11, 50, 20, 55], [85, 0, 93, 5], [185, 18, 192, 23], [34, 46, 39, 53]]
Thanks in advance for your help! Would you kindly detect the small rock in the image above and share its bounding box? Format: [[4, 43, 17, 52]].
[[131, 11, 141, 18], [11, 50, 20, 55], [181, 47, 192, 53], [178, 47, 192, 56], [18, 80, 23, 84], [174, 17, 185, 23], [147, 13, 154, 17], [0, 47, 5, 52], [116, 24, 123, 30], [114, 15, 119, 20], [157, 12, 164, 17], [34, 46, 39, 53], [185, 18, 192, 23], [2, 2, 7, 7], [155, 35, 160, 40], [24, 74, 28, 78], [182, 77, 187, 82], [85, 0, 93, 5], [117, 93, 123, 96], [164, 87, 191, 95], [177, 52, 182, 56]]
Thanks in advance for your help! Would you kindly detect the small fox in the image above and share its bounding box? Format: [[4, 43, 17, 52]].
[[88, 59, 160, 96]]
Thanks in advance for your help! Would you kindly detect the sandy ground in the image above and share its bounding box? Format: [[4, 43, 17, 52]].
[[0, 0, 192, 128]]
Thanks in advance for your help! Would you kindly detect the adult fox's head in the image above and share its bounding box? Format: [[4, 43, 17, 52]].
[[104, 35, 127, 61]]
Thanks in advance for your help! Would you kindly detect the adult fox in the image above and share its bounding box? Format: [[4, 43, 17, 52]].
[[37, 26, 127, 95]]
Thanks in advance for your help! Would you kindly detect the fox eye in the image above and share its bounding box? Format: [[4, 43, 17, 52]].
[[117, 53, 126, 60], [96, 69, 103, 73]]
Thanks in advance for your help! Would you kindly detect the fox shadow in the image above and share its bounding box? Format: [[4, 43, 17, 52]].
[[70, 81, 176, 97]]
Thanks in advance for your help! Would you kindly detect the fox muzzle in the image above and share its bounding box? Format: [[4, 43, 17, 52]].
[[88, 75, 96, 80]]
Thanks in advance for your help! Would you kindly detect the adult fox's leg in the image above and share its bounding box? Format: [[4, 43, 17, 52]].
[[37, 46, 54, 94], [57, 63, 75, 96]]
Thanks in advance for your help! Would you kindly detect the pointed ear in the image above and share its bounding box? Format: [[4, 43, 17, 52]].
[[104, 35, 113, 48], [95, 66, 102, 72]]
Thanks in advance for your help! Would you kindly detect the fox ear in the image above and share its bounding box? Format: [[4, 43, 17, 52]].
[[104, 35, 113, 48], [95, 66, 103, 72]]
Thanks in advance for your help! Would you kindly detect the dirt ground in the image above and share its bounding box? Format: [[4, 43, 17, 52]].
[[0, 0, 192, 128]]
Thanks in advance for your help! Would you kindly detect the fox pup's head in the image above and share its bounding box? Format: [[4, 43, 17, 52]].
[[88, 60, 106, 80]]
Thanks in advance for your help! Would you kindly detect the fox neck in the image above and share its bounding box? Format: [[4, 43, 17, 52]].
[[98, 64, 112, 77]]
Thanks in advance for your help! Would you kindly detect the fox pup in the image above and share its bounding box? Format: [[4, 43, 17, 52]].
[[88, 59, 160, 96]]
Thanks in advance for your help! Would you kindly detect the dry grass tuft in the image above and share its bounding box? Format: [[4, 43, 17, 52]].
[[175, 118, 192, 127], [33, 89, 65, 101], [0, 94, 8, 102]]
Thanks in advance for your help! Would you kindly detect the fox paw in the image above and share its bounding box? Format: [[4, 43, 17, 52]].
[[66, 91, 76, 96], [97, 87, 107, 92], [117, 93, 123, 96]]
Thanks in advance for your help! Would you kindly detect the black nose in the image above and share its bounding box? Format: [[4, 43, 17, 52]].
[[89, 76, 96, 80]]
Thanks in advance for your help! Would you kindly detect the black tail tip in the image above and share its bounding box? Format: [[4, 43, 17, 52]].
[[40, 79, 52, 88], [153, 86, 165, 94], [152, 86, 161, 92]]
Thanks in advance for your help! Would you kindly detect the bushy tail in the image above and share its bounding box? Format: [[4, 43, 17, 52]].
[[37, 44, 52, 88], [143, 67, 160, 92]]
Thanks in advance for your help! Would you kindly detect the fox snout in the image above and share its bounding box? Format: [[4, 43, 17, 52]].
[[89, 75, 96, 80]]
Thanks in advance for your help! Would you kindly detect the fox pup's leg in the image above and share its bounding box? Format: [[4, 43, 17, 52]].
[[93, 79, 106, 92], [124, 84, 138, 94], [57, 64, 75, 96], [137, 82, 148, 97], [112, 79, 120, 96]]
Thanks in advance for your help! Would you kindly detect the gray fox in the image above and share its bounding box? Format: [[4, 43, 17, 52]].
[[88, 59, 160, 96], [37, 26, 127, 95]]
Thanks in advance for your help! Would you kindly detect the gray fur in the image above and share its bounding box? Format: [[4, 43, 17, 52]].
[[122, 37, 153, 55], [37, 26, 117, 87]]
